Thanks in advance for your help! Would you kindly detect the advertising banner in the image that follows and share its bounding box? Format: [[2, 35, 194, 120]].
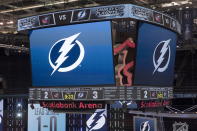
[[30, 21, 115, 86], [18, 16, 40, 31], [90, 5, 127, 20], [18, 4, 181, 34], [40, 101, 105, 110], [131, 5, 153, 22], [134, 22, 177, 86], [137, 100, 170, 109], [28, 104, 66, 131]]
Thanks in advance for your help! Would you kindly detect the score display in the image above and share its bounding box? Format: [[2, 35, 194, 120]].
[[28, 104, 66, 131], [29, 87, 173, 101]]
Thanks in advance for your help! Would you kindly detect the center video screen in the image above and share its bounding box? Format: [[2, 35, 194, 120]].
[[112, 19, 137, 87], [30, 21, 115, 86], [30, 20, 137, 87]]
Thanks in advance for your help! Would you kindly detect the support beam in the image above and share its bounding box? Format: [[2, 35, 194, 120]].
[[0, 0, 79, 13]]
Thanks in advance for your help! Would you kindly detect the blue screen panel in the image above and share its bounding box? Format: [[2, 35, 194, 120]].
[[134, 116, 156, 131], [30, 21, 115, 86], [134, 22, 177, 86]]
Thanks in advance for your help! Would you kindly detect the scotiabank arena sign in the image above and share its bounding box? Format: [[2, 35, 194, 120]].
[[138, 100, 170, 108], [40, 101, 105, 109]]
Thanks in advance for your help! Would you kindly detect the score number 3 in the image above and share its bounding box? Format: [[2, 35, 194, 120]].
[[93, 91, 98, 99]]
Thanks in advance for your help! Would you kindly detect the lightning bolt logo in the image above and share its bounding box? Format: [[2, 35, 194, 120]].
[[78, 10, 86, 19], [140, 121, 150, 131], [86, 109, 106, 131], [153, 39, 171, 74], [49, 33, 85, 75]]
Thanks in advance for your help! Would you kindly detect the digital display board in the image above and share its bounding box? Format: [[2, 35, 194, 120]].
[[30, 21, 115, 86], [28, 11, 178, 101], [28, 104, 66, 131], [29, 87, 173, 101], [133, 116, 157, 131], [18, 4, 181, 34], [134, 22, 177, 87], [113, 37, 136, 87]]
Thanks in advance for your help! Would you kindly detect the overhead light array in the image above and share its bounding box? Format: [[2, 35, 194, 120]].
[[0, 44, 29, 52], [161, 0, 192, 7], [6, 21, 14, 25]]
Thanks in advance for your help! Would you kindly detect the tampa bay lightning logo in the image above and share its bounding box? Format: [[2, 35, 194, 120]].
[[78, 10, 86, 19], [153, 39, 171, 74], [86, 109, 106, 131], [140, 121, 150, 131], [49, 33, 85, 75]]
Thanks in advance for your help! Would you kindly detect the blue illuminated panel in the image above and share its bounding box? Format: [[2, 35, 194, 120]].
[[134, 22, 177, 86], [134, 116, 156, 131], [30, 21, 115, 86]]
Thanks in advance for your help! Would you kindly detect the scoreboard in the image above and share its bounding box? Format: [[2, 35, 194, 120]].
[[29, 87, 173, 101], [19, 4, 179, 102]]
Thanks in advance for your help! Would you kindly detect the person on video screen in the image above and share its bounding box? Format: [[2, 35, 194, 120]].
[[114, 37, 136, 86]]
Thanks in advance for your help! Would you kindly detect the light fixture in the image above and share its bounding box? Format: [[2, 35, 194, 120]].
[[16, 112, 22, 118], [172, 2, 179, 6], [0, 22, 3, 25], [186, 6, 189, 9], [161, 0, 191, 7], [17, 103, 22, 107], [6, 21, 14, 24]]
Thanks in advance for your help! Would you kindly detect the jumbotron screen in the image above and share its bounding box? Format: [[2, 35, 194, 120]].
[[29, 20, 176, 101], [30, 21, 115, 86], [134, 22, 177, 86]]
